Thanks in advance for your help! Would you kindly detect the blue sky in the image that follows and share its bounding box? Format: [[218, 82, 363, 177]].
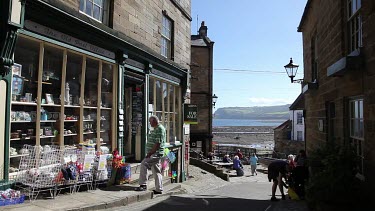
[[191, 0, 307, 109]]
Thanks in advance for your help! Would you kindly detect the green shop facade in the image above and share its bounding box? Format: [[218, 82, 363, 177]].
[[0, 0, 188, 189]]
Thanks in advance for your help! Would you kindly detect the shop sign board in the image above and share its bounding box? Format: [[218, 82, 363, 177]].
[[184, 104, 198, 124], [25, 21, 116, 59]]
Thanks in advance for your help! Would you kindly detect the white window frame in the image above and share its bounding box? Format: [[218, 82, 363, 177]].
[[297, 112, 303, 125], [347, 0, 362, 53], [349, 98, 364, 176], [297, 131, 303, 141], [79, 0, 104, 22], [161, 15, 172, 58]]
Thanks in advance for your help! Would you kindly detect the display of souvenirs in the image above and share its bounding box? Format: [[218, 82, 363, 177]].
[[10, 111, 33, 122]]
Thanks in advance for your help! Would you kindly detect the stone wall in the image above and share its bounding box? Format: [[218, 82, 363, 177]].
[[113, 0, 191, 69], [51, 0, 191, 70]]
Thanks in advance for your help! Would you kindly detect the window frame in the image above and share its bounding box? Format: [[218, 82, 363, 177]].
[[349, 98, 364, 176], [297, 112, 303, 125], [79, 0, 105, 23], [297, 131, 303, 141], [161, 14, 174, 59], [149, 77, 181, 143], [347, 0, 362, 53]]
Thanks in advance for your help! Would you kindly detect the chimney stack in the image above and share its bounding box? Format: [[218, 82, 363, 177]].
[[198, 21, 207, 37]]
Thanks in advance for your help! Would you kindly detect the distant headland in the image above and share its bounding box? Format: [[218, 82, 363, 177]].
[[214, 104, 290, 120]]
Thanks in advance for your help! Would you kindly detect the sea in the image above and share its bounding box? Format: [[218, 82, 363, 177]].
[[213, 119, 286, 127]]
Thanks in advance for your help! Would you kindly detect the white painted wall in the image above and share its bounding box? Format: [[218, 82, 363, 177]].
[[289, 109, 304, 141]]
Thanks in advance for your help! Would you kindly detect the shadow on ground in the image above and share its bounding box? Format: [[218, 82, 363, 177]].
[[142, 195, 273, 211]]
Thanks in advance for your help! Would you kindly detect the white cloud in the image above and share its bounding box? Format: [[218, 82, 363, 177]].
[[248, 97, 293, 106]]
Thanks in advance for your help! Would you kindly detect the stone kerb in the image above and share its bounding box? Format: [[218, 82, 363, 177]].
[[189, 158, 230, 181]]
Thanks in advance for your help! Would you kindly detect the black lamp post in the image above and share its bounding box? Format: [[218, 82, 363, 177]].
[[284, 58, 303, 83], [212, 94, 218, 108]]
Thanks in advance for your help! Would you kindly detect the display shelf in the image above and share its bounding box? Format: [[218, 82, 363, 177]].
[[41, 104, 61, 107], [83, 132, 95, 134], [100, 131, 106, 133], [65, 105, 80, 108], [11, 101, 37, 106], [11, 121, 35, 123], [84, 106, 98, 109], [83, 119, 94, 122], [10, 137, 32, 141], [63, 133, 78, 137], [64, 120, 78, 122], [10, 154, 30, 158], [40, 135, 56, 139], [40, 120, 57, 123], [100, 107, 112, 110]]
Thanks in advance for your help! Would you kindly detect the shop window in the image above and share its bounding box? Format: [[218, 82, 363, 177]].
[[161, 15, 174, 59], [149, 78, 181, 143], [10, 35, 116, 179], [79, 0, 110, 24], [348, 0, 362, 53], [349, 98, 364, 175]]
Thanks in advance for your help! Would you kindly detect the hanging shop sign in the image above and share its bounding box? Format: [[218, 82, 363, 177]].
[[24, 20, 116, 59], [184, 104, 198, 124]]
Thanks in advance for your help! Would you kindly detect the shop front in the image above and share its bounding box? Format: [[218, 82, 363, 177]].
[[1, 0, 189, 189]]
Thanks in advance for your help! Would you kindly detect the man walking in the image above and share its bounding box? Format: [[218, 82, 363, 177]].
[[136, 115, 166, 194], [268, 160, 289, 201]]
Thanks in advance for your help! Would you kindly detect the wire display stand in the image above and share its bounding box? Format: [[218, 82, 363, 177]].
[[15, 144, 62, 200], [93, 154, 112, 189], [74, 150, 95, 192]]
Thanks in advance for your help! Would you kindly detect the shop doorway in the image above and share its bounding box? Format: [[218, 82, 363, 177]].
[[123, 73, 145, 162]]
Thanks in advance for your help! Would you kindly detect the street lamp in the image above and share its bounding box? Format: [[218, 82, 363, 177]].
[[212, 94, 218, 108], [284, 58, 303, 83]]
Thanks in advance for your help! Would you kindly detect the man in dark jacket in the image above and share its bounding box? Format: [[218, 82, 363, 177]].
[[268, 160, 289, 201]]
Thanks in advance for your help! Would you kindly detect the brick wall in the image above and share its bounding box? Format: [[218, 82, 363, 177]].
[[301, 0, 375, 201]]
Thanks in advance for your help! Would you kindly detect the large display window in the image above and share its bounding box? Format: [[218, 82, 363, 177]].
[[9, 35, 116, 178], [149, 77, 181, 143]]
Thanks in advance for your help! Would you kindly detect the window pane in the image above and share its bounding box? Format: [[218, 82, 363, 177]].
[[359, 120, 364, 138], [149, 78, 154, 109], [86, 0, 93, 16], [156, 80, 162, 111], [355, 101, 359, 118], [93, 5, 100, 20], [359, 100, 363, 118], [163, 82, 168, 112], [169, 85, 174, 112], [79, 0, 85, 11], [94, 0, 102, 5]]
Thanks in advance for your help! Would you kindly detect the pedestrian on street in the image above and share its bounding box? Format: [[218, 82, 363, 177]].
[[250, 153, 258, 176], [233, 155, 244, 176], [268, 160, 289, 201], [135, 115, 166, 194], [235, 149, 243, 160]]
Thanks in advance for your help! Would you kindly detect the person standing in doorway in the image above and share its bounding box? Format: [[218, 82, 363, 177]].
[[250, 153, 258, 176], [135, 115, 166, 194]]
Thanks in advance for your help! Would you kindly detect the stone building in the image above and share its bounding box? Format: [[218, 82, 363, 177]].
[[0, 0, 192, 187], [298, 0, 375, 200], [190, 21, 215, 156]]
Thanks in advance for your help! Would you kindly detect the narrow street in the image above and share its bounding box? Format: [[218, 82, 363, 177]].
[[106, 165, 309, 211]]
